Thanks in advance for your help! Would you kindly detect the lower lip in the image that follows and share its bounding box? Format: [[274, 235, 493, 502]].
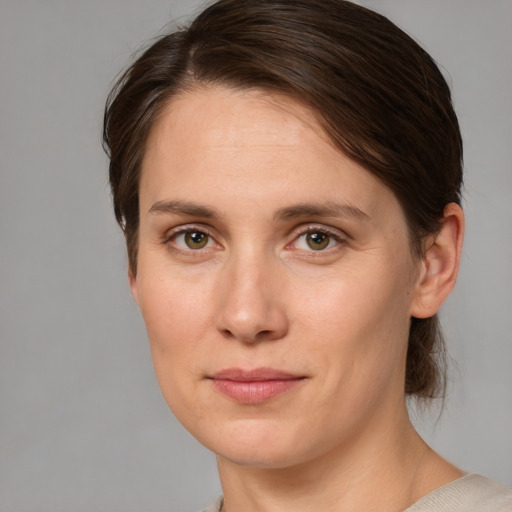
[[211, 378, 304, 404]]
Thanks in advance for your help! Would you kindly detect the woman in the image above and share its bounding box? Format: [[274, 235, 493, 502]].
[[103, 0, 512, 510]]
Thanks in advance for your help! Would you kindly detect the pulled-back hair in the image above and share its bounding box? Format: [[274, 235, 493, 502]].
[[103, 0, 463, 400]]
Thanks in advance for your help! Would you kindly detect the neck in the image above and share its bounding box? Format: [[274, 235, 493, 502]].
[[216, 402, 462, 512]]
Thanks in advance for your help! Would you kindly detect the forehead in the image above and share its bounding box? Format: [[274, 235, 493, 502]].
[[148, 87, 329, 157], [140, 86, 402, 225]]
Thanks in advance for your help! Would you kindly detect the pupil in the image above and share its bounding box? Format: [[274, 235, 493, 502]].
[[307, 232, 329, 250], [186, 231, 208, 248]]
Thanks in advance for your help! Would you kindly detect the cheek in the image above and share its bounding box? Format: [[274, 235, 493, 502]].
[[137, 258, 212, 336], [295, 259, 413, 387], [136, 272, 217, 423], [136, 268, 215, 377], [296, 257, 412, 340]]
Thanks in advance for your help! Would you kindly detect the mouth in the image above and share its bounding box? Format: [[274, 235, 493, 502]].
[[208, 368, 306, 404]]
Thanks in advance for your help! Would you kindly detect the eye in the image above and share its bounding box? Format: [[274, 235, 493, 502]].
[[292, 229, 341, 251], [171, 229, 214, 250]]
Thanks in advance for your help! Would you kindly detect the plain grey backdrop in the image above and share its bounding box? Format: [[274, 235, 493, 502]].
[[0, 1, 511, 511]]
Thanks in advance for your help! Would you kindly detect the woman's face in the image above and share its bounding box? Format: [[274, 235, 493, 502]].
[[132, 87, 422, 468]]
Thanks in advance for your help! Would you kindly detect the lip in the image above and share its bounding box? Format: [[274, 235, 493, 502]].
[[209, 367, 306, 404]]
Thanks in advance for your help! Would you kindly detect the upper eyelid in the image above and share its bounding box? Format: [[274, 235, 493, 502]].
[[160, 222, 348, 248], [289, 223, 347, 240], [162, 223, 216, 240], [162, 225, 222, 255], [283, 224, 349, 255]]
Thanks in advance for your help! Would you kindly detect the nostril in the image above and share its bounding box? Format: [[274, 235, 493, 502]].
[[220, 328, 234, 339], [218, 327, 281, 343]]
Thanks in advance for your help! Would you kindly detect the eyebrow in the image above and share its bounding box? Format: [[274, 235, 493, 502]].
[[148, 199, 369, 222], [274, 201, 369, 221], [148, 199, 218, 218]]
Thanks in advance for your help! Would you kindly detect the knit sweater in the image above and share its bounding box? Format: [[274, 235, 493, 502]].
[[201, 474, 512, 512]]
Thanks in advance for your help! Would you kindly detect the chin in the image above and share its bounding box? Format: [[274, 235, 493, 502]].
[[194, 418, 320, 469], [217, 445, 306, 469]]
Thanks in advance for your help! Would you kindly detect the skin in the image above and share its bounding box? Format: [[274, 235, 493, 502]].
[[131, 86, 465, 512]]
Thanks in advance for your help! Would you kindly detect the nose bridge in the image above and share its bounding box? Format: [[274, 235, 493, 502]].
[[215, 245, 288, 343]]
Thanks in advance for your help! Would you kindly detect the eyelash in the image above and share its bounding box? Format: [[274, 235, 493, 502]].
[[161, 224, 219, 256], [161, 224, 346, 255], [287, 225, 346, 256]]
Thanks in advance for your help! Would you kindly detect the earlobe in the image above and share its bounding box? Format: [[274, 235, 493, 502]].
[[410, 203, 465, 319], [128, 266, 140, 305]]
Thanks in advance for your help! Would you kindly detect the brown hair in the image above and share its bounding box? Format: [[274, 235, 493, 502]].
[[103, 0, 463, 400]]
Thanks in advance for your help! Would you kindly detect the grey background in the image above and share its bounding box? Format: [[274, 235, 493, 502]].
[[0, 0, 510, 511]]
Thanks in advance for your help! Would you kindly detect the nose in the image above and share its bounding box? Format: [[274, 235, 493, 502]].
[[214, 253, 289, 343]]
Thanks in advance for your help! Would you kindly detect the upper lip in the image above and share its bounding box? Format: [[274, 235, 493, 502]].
[[210, 367, 304, 381]]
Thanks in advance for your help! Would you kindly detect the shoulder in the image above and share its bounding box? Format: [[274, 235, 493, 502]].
[[405, 474, 512, 512], [199, 495, 223, 512]]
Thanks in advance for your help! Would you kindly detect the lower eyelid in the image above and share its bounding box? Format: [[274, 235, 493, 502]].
[[295, 235, 340, 250], [175, 232, 211, 248], [163, 228, 225, 254], [162, 226, 345, 254]]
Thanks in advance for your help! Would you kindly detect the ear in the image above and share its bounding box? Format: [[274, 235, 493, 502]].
[[128, 266, 140, 305], [410, 203, 465, 319]]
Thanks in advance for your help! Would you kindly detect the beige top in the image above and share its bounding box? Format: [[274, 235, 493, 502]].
[[201, 474, 512, 512]]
